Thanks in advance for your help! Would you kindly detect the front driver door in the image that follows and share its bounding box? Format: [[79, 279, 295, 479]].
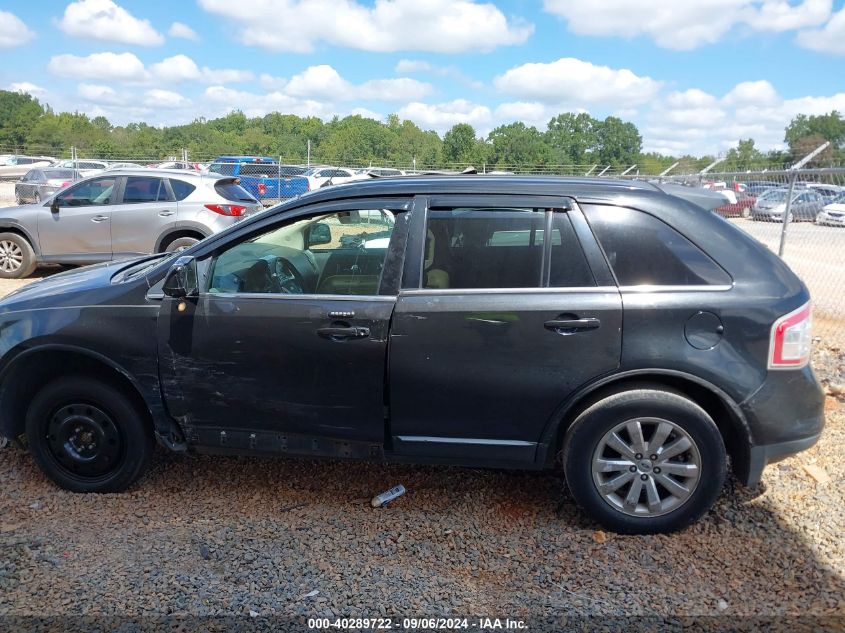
[[37, 174, 119, 260], [157, 198, 412, 455]]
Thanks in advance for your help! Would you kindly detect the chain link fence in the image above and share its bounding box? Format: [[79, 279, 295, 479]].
[[1, 144, 842, 345], [637, 167, 845, 346]]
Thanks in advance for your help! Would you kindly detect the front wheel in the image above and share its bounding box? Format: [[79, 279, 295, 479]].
[[562, 388, 726, 534], [25, 377, 154, 493], [0, 232, 37, 279]]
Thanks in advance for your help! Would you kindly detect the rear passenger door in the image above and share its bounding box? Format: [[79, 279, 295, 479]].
[[388, 196, 623, 465], [111, 175, 177, 257]]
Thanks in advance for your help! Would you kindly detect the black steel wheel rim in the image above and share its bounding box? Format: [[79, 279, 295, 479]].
[[45, 403, 124, 479]]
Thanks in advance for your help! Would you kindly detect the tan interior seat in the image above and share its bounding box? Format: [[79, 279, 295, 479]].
[[424, 229, 449, 289]]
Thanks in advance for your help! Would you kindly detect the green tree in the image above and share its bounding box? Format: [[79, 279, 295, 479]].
[[443, 123, 478, 165], [545, 112, 596, 164], [0, 90, 43, 148], [725, 139, 764, 168], [594, 117, 641, 166], [486, 122, 553, 168]]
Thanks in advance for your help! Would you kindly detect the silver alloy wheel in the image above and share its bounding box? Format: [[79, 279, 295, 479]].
[[591, 417, 702, 517], [0, 240, 24, 273]]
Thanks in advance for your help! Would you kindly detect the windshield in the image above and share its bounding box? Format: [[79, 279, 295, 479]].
[[43, 169, 76, 180], [758, 189, 789, 202]]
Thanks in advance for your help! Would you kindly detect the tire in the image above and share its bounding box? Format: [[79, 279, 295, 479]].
[[25, 377, 153, 493], [0, 232, 37, 279], [162, 236, 200, 253], [562, 388, 726, 534]]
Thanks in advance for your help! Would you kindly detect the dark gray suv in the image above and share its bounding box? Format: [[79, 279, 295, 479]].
[[0, 176, 824, 534]]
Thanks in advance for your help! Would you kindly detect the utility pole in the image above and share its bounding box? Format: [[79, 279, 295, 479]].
[[306, 140, 311, 167], [779, 141, 831, 256]]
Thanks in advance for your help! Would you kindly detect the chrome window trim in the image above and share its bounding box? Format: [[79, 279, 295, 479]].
[[618, 284, 734, 293], [400, 286, 618, 296], [205, 292, 396, 302], [396, 436, 536, 447]]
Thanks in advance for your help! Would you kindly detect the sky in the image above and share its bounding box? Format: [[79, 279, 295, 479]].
[[1, 0, 845, 156]]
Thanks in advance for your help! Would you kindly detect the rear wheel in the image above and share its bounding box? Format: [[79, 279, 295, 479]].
[[0, 232, 36, 279], [25, 377, 153, 493], [562, 388, 726, 534], [162, 235, 201, 253]]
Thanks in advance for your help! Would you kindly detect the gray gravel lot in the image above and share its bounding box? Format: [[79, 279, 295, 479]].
[[0, 182, 843, 626]]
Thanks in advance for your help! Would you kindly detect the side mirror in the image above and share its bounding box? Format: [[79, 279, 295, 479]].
[[307, 222, 332, 247], [162, 256, 199, 299], [50, 198, 59, 213]]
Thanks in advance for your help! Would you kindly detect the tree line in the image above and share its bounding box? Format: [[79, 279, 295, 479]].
[[0, 90, 843, 174]]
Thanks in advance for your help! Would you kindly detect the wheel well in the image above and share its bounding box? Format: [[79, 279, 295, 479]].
[[0, 350, 153, 442], [0, 226, 35, 249], [158, 230, 205, 253], [553, 375, 746, 471]]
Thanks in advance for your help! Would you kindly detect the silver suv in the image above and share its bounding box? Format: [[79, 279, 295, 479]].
[[0, 169, 261, 278]]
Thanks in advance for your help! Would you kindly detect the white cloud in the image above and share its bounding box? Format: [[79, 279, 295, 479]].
[[395, 59, 432, 73], [543, 0, 831, 50], [494, 102, 554, 129], [494, 58, 661, 108], [58, 0, 164, 46], [722, 80, 780, 106], [397, 100, 493, 134], [278, 65, 433, 102], [149, 54, 254, 83], [642, 80, 845, 155], [7, 82, 46, 98], [78, 83, 128, 105], [394, 58, 484, 89], [168, 21, 199, 41], [144, 89, 191, 109], [198, 0, 532, 53], [48, 52, 149, 82], [259, 74, 288, 90], [0, 11, 35, 47], [797, 6, 845, 54]]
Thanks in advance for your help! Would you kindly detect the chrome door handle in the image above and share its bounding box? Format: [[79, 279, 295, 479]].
[[544, 318, 601, 334], [159, 210, 175, 217], [91, 215, 109, 222], [317, 326, 370, 340]]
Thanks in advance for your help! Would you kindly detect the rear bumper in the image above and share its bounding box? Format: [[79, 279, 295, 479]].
[[734, 365, 825, 487]]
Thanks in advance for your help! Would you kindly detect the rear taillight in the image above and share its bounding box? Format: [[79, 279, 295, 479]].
[[205, 203, 246, 217], [258, 183, 267, 195], [60, 181, 71, 188], [769, 302, 812, 369]]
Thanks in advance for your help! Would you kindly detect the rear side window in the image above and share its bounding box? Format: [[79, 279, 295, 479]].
[[214, 180, 256, 203], [169, 179, 196, 201], [239, 163, 276, 177], [123, 176, 169, 203], [583, 205, 731, 287], [210, 163, 236, 176]]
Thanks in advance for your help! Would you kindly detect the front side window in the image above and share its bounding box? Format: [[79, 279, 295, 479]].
[[122, 176, 168, 203], [583, 205, 731, 287], [55, 176, 117, 207], [209, 163, 236, 176], [209, 209, 397, 296]]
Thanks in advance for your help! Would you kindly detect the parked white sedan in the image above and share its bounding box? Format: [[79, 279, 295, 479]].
[[304, 166, 366, 190], [816, 194, 845, 227]]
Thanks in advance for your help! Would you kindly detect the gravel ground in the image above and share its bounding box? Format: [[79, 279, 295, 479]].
[[0, 183, 843, 627]]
